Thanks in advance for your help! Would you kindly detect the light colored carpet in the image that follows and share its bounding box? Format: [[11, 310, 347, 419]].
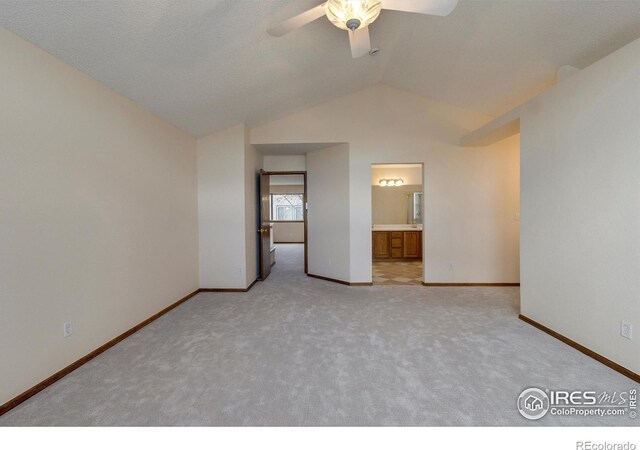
[[0, 244, 637, 426]]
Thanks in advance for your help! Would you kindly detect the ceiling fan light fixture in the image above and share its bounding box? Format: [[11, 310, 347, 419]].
[[326, 0, 382, 31]]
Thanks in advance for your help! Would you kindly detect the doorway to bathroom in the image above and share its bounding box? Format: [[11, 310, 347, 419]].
[[371, 163, 423, 285]]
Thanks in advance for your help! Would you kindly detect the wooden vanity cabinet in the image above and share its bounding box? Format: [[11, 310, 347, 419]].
[[390, 231, 403, 259], [372, 231, 390, 259], [403, 231, 421, 259], [372, 230, 422, 261]]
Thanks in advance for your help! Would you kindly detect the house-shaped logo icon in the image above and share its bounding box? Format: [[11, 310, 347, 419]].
[[525, 395, 543, 411], [517, 387, 550, 420]]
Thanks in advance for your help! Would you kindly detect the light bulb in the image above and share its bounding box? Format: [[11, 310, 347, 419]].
[[325, 0, 382, 31], [395, 179, 404, 186], [387, 180, 395, 187], [379, 180, 387, 187]]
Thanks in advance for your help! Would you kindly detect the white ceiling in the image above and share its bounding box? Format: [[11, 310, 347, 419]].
[[1, 1, 639, 137]]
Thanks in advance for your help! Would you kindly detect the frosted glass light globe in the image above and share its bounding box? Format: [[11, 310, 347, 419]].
[[326, 0, 382, 31]]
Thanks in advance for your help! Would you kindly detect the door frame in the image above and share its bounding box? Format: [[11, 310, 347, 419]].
[[262, 171, 308, 274], [371, 162, 425, 284]]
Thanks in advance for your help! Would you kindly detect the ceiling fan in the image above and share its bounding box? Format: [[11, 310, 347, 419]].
[[268, 0, 459, 58]]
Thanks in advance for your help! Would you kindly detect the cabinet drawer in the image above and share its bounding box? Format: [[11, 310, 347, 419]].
[[391, 231, 403, 238], [391, 238, 402, 248]]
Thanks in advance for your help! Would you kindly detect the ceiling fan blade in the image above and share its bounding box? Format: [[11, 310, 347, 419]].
[[382, 0, 459, 16], [349, 26, 371, 58], [267, 3, 327, 37]]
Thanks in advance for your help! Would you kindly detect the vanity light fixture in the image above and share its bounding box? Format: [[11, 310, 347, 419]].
[[378, 178, 404, 187]]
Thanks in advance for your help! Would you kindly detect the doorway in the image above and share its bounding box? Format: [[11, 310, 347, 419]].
[[259, 170, 308, 280], [371, 163, 424, 285]]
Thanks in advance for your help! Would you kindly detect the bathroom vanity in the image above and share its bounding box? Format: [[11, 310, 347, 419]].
[[372, 225, 422, 261]]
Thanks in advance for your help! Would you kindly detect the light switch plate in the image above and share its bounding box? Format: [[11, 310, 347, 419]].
[[621, 322, 632, 340], [63, 321, 72, 338]]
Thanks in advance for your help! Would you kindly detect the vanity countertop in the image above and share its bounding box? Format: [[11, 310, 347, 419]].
[[372, 224, 423, 231]]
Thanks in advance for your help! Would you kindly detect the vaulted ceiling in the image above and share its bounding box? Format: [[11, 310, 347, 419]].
[[1, 0, 639, 137]]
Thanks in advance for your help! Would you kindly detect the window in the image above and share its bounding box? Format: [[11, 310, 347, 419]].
[[271, 194, 304, 221]]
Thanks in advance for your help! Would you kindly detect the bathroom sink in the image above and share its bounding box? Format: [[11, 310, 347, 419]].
[[372, 224, 423, 231]]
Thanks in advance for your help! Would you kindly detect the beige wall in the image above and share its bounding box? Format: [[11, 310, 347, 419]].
[[197, 124, 246, 288], [251, 84, 521, 284], [372, 185, 422, 225], [197, 123, 261, 289], [371, 166, 422, 186], [307, 144, 351, 281], [263, 155, 306, 172], [520, 38, 640, 374], [270, 174, 304, 185], [270, 185, 305, 194], [0, 28, 199, 405], [273, 223, 305, 243]]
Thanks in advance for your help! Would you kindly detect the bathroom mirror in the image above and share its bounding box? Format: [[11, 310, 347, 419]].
[[371, 186, 423, 225], [407, 192, 423, 224]]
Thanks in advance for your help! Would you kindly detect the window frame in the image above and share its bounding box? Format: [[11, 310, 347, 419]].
[[270, 193, 305, 223]]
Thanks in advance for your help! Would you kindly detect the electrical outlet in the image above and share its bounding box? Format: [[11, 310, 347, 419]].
[[63, 322, 72, 338], [515, 212, 520, 221], [448, 262, 454, 271], [328, 258, 332, 266], [621, 322, 632, 340]]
